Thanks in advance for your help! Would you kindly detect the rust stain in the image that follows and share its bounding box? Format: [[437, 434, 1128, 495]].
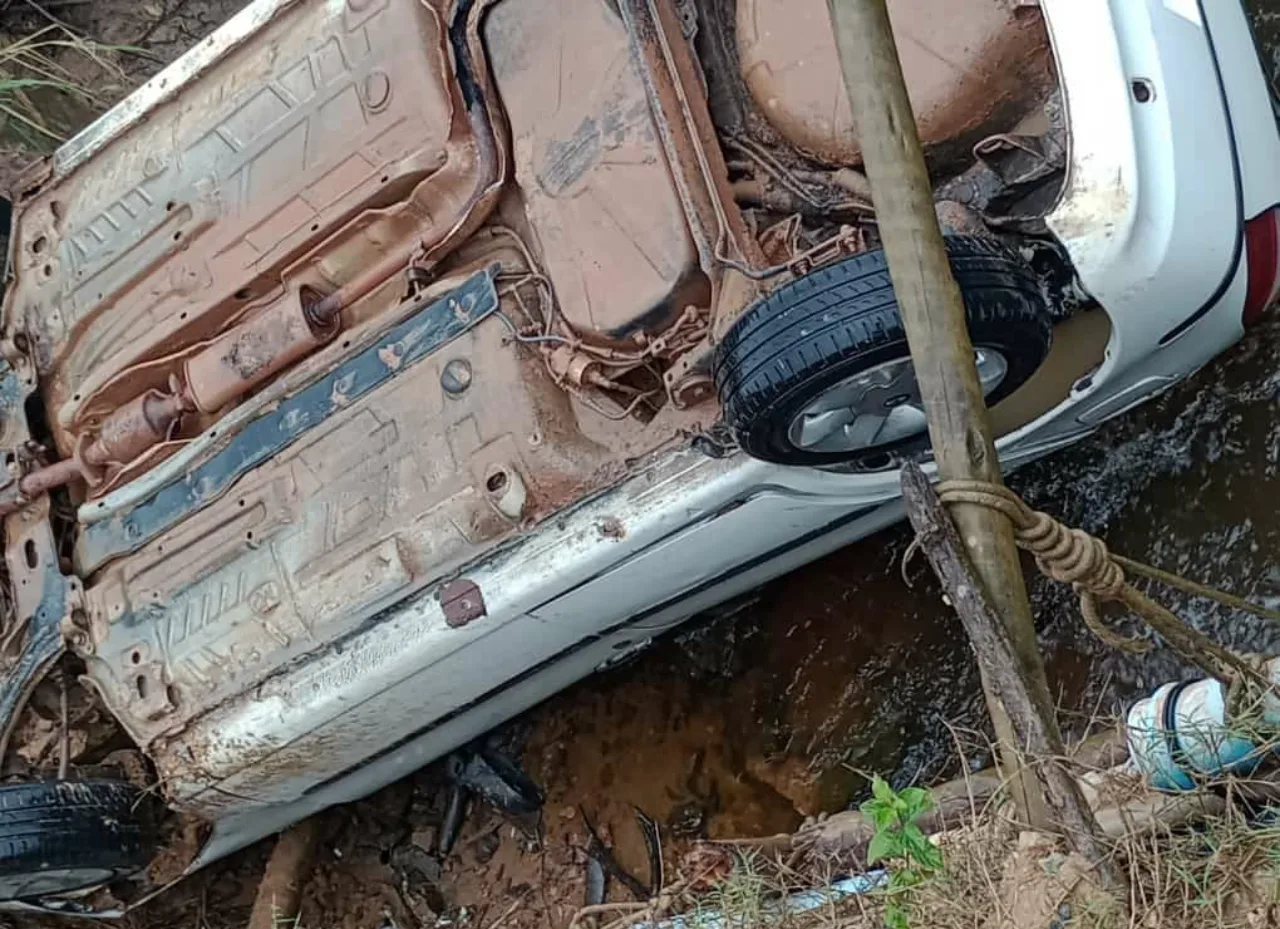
[[737, 0, 1055, 167], [597, 516, 626, 540], [5, 0, 507, 485]]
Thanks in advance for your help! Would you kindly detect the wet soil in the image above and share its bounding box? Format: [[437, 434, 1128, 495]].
[[431, 317, 1280, 929], [2, 2, 1280, 927]]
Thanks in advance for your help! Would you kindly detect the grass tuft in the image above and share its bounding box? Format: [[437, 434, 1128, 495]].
[[0, 23, 134, 150]]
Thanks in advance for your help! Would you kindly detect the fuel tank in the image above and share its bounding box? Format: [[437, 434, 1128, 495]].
[[737, 0, 1055, 166], [485, 0, 700, 337]]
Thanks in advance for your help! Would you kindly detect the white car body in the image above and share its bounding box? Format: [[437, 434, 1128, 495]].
[[163, 0, 1280, 869], [6, 0, 1278, 886]]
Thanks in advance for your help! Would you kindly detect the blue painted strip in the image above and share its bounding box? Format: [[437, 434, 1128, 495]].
[[0, 362, 26, 414], [78, 271, 499, 572]]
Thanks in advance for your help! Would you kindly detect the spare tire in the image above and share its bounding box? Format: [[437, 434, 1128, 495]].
[[713, 236, 1053, 467], [0, 780, 158, 900]]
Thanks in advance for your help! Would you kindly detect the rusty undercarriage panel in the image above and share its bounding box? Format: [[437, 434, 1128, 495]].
[[2, 0, 671, 761], [0, 0, 1070, 874], [81, 269, 617, 750], [486, 0, 701, 337], [737, 0, 1053, 165], [7, 0, 476, 460]]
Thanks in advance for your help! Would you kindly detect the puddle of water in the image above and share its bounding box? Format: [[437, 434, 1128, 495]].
[[466, 318, 1280, 919], [462, 15, 1280, 905]]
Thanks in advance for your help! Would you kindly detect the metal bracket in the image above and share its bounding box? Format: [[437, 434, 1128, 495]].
[[787, 225, 867, 278], [440, 578, 486, 628]]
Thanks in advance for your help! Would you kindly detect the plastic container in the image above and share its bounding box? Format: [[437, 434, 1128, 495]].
[[1127, 658, 1280, 791]]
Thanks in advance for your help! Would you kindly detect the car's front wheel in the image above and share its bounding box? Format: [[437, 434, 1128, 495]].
[[713, 236, 1053, 467]]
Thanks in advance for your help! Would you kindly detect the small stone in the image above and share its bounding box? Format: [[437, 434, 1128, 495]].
[[559, 806, 576, 821], [475, 829, 501, 864], [1040, 851, 1067, 876]]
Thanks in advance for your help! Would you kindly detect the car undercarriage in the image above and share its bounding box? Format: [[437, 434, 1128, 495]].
[[0, 0, 1111, 906]]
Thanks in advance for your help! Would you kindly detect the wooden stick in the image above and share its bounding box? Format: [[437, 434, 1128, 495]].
[[824, 0, 1056, 830], [901, 463, 1122, 890], [247, 818, 321, 929]]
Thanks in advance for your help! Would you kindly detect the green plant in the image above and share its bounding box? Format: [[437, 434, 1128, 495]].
[[861, 776, 943, 929]]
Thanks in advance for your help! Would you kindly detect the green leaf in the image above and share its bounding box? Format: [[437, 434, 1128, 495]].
[[884, 902, 911, 929], [871, 805, 898, 832], [901, 823, 927, 846], [866, 829, 899, 865], [872, 776, 895, 805], [892, 868, 923, 891], [899, 787, 931, 822], [898, 824, 940, 870]]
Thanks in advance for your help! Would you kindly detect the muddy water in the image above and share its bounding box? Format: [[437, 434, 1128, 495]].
[[505, 14, 1280, 866], [493, 314, 1280, 906]]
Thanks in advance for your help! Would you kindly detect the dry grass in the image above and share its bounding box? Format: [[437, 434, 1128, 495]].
[[1117, 795, 1280, 928], [0, 23, 132, 150], [633, 768, 1280, 929], [892, 820, 1013, 929]]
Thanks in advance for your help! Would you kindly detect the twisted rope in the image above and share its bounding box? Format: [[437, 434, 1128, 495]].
[[934, 480, 1273, 691]]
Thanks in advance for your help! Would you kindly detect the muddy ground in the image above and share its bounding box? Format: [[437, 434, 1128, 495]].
[[2, 1, 1280, 927]]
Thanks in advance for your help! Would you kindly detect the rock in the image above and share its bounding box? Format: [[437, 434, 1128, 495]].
[[391, 843, 442, 885], [746, 755, 824, 817], [474, 829, 501, 865], [680, 844, 735, 892], [411, 826, 438, 854]]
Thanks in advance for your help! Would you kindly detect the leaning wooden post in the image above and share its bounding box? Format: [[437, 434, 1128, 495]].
[[824, 0, 1056, 829], [901, 464, 1122, 888]]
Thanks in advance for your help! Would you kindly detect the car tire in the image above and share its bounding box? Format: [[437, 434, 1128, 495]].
[[0, 780, 158, 900], [713, 236, 1053, 467]]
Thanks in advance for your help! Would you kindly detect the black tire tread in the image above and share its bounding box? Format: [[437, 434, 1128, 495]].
[[0, 780, 155, 899], [714, 236, 1052, 466]]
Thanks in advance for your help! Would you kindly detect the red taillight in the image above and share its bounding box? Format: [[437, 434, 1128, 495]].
[[1242, 208, 1280, 327]]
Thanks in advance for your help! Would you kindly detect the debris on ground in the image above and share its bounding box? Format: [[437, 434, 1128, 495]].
[[611, 744, 1280, 929]]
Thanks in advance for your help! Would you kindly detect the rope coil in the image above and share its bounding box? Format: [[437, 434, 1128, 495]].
[[932, 480, 1275, 693]]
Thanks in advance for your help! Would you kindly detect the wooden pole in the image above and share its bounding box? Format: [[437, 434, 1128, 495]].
[[901, 463, 1122, 889], [824, 0, 1057, 829], [247, 818, 321, 929]]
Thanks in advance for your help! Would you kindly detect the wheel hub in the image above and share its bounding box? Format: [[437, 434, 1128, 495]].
[[787, 349, 1008, 454]]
